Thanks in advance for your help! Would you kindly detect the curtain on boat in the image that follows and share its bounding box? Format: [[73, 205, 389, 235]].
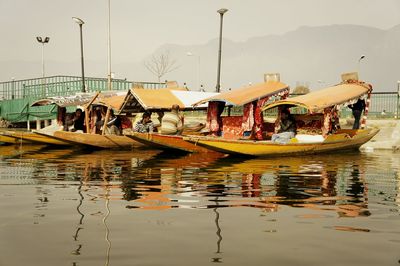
[[206, 101, 225, 136]]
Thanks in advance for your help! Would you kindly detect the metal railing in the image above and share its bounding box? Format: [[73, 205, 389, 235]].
[[0, 76, 166, 123], [0, 75, 166, 100]]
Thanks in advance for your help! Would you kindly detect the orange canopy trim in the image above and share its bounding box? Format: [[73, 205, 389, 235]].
[[262, 81, 372, 113], [193, 81, 289, 107]]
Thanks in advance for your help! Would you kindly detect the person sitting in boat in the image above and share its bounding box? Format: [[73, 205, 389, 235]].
[[348, 98, 365, 129], [105, 111, 122, 135], [271, 108, 296, 144], [71, 108, 85, 132], [160, 104, 184, 135], [64, 108, 85, 132], [134, 111, 154, 133]]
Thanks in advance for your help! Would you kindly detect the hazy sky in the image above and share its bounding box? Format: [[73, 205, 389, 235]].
[[1, 0, 400, 81]]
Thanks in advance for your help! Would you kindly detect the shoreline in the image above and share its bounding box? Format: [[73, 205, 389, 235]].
[[360, 119, 400, 151]]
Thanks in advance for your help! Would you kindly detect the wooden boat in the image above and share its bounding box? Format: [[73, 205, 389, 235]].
[[126, 132, 213, 153], [184, 128, 379, 156], [124, 81, 289, 152], [31, 91, 144, 149], [184, 80, 380, 156], [121, 87, 220, 152], [53, 131, 140, 149], [0, 130, 26, 144], [5, 130, 72, 145]]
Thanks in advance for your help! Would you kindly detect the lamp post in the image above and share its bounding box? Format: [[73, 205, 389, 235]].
[[107, 0, 112, 90], [72, 17, 86, 93], [187, 52, 201, 90], [216, 8, 228, 93], [397, 80, 400, 119], [358, 54, 365, 79], [36, 36, 50, 78], [36, 36, 50, 97]]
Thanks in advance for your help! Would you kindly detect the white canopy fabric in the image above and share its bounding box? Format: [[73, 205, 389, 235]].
[[170, 91, 219, 109]]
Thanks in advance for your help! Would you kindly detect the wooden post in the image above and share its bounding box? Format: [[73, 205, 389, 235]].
[[85, 91, 100, 133], [85, 108, 90, 133], [102, 107, 111, 135]]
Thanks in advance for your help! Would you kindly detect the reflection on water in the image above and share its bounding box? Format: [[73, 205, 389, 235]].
[[0, 144, 399, 265]]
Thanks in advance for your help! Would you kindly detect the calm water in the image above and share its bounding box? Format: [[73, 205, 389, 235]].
[[0, 144, 399, 266]]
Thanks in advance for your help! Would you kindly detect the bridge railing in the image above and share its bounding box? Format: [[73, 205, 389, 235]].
[[0, 76, 166, 123], [0, 75, 166, 100]]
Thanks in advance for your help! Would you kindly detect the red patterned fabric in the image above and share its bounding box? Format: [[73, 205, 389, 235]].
[[206, 101, 225, 136], [241, 102, 254, 132], [222, 116, 243, 139], [121, 116, 133, 129], [254, 97, 269, 140], [322, 108, 332, 137]]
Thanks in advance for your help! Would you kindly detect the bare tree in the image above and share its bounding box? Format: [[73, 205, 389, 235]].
[[144, 50, 179, 82]]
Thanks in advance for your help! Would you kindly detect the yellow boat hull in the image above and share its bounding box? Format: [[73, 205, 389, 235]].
[[5, 130, 71, 145], [126, 132, 217, 153], [0, 131, 25, 144], [184, 128, 380, 156], [53, 131, 142, 149]]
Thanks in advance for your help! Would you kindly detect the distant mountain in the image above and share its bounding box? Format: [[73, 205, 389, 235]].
[[2, 24, 400, 92]]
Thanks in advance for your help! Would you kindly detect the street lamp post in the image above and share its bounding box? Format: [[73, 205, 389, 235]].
[[72, 17, 86, 93], [36, 36, 50, 97], [397, 80, 400, 119], [216, 8, 228, 93], [187, 52, 201, 90], [107, 0, 112, 90], [36, 36, 50, 78], [358, 54, 365, 79]]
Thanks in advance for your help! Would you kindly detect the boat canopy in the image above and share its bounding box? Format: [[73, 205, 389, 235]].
[[192, 81, 289, 107], [262, 82, 372, 113], [30, 90, 126, 108], [31, 92, 96, 107], [85, 91, 128, 111], [119, 88, 219, 113]]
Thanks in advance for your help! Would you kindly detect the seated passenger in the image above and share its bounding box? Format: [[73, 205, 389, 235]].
[[271, 108, 296, 144], [160, 104, 184, 135], [64, 109, 85, 132], [134, 112, 154, 133], [71, 108, 85, 132], [105, 111, 122, 135]]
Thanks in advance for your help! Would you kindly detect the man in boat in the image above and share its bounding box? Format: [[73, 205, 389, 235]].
[[134, 111, 155, 133], [271, 108, 296, 144], [64, 108, 85, 132], [105, 110, 122, 135], [348, 98, 365, 129], [160, 104, 184, 135]]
